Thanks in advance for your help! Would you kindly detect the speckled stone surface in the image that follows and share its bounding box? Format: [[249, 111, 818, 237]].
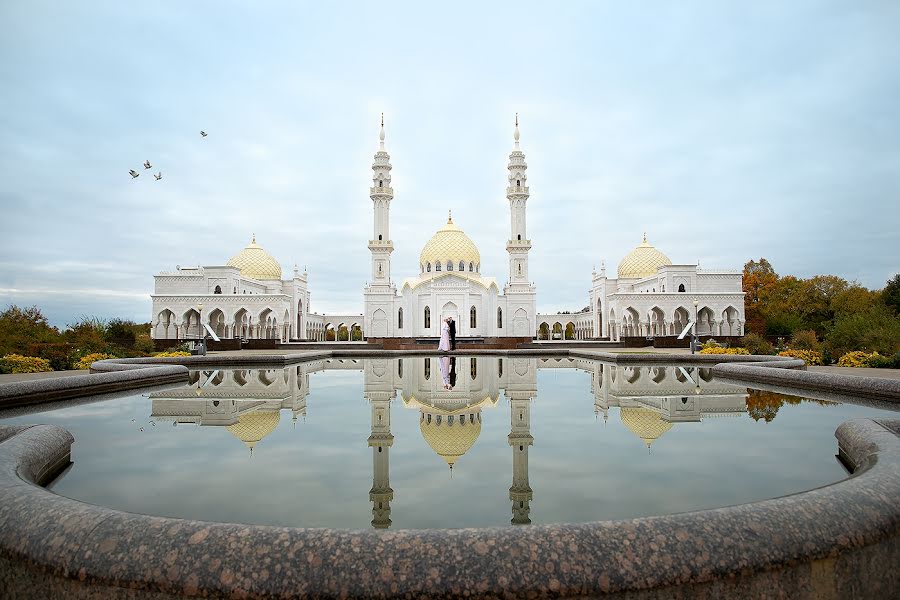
[[713, 362, 900, 401], [1, 419, 899, 599]]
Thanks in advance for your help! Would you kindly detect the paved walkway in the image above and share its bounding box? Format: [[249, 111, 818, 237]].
[[0, 370, 85, 383], [808, 366, 900, 380]]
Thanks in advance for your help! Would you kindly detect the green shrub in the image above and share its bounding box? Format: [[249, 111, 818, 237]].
[[741, 333, 775, 355], [0, 354, 52, 374], [25, 343, 76, 371], [778, 349, 824, 366], [866, 351, 900, 369], [789, 329, 821, 352], [75, 353, 117, 370], [826, 305, 900, 357], [837, 351, 877, 368]]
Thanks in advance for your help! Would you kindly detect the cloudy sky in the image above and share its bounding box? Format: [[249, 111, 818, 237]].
[[1, 1, 898, 327]]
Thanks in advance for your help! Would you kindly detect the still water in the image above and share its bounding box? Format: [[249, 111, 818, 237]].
[[2, 356, 896, 530]]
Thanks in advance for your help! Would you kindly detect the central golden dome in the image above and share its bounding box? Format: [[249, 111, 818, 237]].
[[420, 213, 481, 272], [227, 235, 282, 281], [617, 234, 672, 279], [419, 411, 482, 467], [226, 410, 280, 450], [620, 407, 672, 448]]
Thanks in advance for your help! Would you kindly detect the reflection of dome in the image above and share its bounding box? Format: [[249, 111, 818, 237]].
[[419, 411, 481, 467], [617, 235, 671, 279], [419, 214, 481, 271], [226, 410, 280, 450], [620, 407, 672, 447], [227, 235, 282, 281]]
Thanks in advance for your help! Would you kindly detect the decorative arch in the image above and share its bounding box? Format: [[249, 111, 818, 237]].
[[470, 305, 477, 329]]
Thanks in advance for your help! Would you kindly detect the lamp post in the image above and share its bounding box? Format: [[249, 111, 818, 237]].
[[691, 299, 699, 354]]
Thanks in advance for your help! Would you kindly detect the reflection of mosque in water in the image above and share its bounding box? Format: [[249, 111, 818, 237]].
[[149, 358, 748, 529]]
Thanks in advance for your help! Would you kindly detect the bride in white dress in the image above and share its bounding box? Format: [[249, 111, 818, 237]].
[[438, 318, 451, 352]]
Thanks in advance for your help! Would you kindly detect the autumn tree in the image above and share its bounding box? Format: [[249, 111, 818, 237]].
[[742, 258, 778, 334], [883, 274, 900, 315]]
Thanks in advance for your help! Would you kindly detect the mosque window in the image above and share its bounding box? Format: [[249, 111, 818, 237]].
[[459, 261, 464, 271], [426, 262, 431, 272], [398, 307, 403, 329], [398, 359, 403, 377], [517, 234, 521, 241], [469, 262, 473, 272], [470, 357, 477, 380], [516, 179, 521, 187], [470, 306, 477, 328], [678, 283, 686, 292], [425, 358, 431, 380], [214, 285, 222, 294], [425, 306, 431, 329], [378, 234, 382, 241], [498, 358, 503, 377], [435, 262, 441, 272], [447, 261, 453, 271], [497, 307, 503, 328], [378, 179, 383, 188]]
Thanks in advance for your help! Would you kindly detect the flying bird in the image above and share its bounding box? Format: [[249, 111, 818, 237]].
[[200, 130, 208, 137], [129, 170, 140, 179], [154, 172, 162, 181], [143, 160, 152, 169]]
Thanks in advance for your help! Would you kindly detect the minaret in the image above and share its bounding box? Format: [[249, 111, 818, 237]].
[[508, 395, 534, 525], [369, 114, 394, 284], [367, 396, 394, 529], [506, 114, 532, 286], [364, 114, 398, 338]]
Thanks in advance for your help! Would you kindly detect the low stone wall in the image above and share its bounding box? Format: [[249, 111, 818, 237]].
[[0, 419, 898, 598], [1, 349, 900, 597]]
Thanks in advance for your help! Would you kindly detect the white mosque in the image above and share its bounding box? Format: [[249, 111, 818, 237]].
[[150, 117, 744, 344]]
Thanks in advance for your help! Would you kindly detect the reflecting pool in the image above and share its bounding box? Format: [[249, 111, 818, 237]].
[[2, 356, 897, 530]]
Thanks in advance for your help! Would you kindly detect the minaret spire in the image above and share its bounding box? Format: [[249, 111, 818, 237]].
[[364, 113, 397, 336]]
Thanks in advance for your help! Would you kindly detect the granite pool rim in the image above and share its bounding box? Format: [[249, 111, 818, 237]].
[[0, 417, 898, 598]]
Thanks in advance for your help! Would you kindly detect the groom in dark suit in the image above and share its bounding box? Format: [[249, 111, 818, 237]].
[[448, 317, 457, 351]]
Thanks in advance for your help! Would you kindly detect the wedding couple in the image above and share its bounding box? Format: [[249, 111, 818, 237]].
[[438, 355, 457, 390], [438, 316, 456, 352]]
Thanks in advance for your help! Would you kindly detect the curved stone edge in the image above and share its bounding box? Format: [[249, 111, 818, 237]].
[[0, 364, 189, 410], [713, 361, 900, 401], [1, 421, 899, 599]]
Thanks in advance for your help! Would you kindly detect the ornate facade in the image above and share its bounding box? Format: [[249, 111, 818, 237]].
[[363, 116, 536, 338]]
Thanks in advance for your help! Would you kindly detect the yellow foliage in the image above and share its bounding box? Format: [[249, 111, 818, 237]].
[[153, 351, 191, 358], [837, 351, 880, 368], [0, 354, 52, 374], [699, 347, 750, 355], [778, 349, 823, 366], [75, 353, 117, 370]]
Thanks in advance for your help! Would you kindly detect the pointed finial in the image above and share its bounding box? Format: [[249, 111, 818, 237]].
[[379, 113, 385, 147], [447, 209, 452, 224], [514, 113, 520, 146], [252, 233, 256, 244], [643, 232, 647, 243]]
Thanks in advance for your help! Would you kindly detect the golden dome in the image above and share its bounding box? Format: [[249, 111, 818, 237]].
[[227, 235, 282, 281], [419, 213, 481, 271], [419, 411, 481, 467], [620, 407, 672, 447], [617, 234, 672, 279], [226, 410, 280, 450]]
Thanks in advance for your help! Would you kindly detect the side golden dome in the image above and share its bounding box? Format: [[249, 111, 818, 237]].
[[617, 234, 672, 279], [620, 407, 672, 447], [227, 235, 283, 281], [419, 214, 481, 272], [419, 411, 482, 467], [226, 410, 280, 450]]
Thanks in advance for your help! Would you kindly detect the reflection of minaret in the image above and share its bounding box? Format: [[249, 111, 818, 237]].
[[368, 397, 394, 529], [508, 395, 534, 525]]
